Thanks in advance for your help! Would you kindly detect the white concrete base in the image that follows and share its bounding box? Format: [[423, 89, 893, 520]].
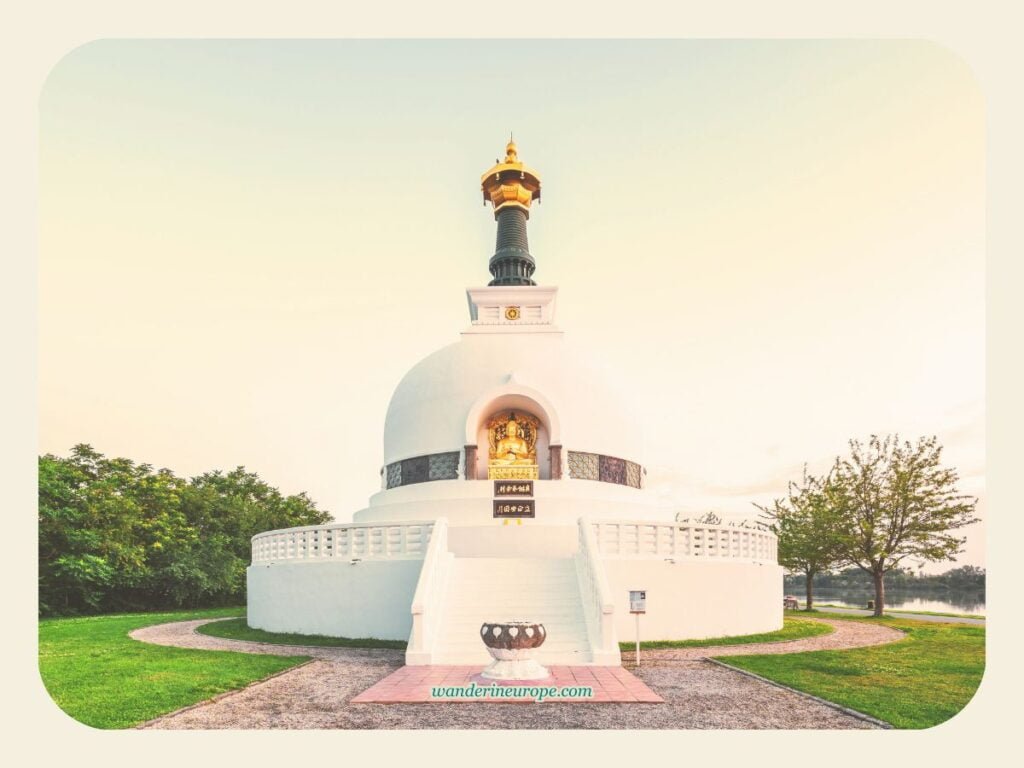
[[246, 545, 783, 659], [481, 653, 551, 681]]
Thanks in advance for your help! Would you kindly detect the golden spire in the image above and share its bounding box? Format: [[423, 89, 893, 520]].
[[481, 137, 541, 217]]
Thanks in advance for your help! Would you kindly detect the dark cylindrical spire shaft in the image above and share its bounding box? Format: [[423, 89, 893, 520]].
[[489, 208, 536, 286]]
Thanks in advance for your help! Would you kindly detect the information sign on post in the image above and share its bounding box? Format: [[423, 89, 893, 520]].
[[629, 590, 646, 667], [629, 590, 647, 614]]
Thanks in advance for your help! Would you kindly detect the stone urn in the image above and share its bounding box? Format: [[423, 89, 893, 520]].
[[479, 621, 550, 680]]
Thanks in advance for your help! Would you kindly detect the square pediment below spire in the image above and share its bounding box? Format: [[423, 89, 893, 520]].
[[464, 286, 560, 335]]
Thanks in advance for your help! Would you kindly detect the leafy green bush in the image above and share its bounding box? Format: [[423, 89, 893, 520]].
[[39, 444, 330, 616]]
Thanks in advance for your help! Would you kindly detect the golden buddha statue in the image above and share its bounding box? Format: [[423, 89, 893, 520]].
[[487, 412, 539, 480], [492, 419, 534, 465]]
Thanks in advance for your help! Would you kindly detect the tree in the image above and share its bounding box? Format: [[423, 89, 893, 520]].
[[829, 435, 978, 616], [37, 445, 148, 614], [39, 445, 332, 615], [676, 511, 723, 525], [940, 565, 985, 590], [756, 468, 844, 610]]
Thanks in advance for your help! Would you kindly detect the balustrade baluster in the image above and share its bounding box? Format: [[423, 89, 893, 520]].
[[250, 519, 777, 567]]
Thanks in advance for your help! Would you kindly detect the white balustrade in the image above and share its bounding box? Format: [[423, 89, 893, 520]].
[[407, 518, 453, 664], [590, 520, 778, 565], [251, 520, 434, 564], [575, 517, 619, 661]]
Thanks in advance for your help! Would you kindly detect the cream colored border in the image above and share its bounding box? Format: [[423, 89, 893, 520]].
[[3, 1, 1019, 765]]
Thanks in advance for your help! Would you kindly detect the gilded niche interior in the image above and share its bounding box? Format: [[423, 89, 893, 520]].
[[487, 411, 540, 480]]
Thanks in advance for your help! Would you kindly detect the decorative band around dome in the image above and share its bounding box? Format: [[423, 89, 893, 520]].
[[384, 451, 460, 489], [382, 448, 644, 490], [567, 451, 644, 489]]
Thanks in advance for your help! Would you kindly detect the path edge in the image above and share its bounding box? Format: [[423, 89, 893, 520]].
[[193, 618, 405, 654], [134, 658, 317, 729]]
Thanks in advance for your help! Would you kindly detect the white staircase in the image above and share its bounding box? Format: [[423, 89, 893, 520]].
[[429, 557, 593, 665]]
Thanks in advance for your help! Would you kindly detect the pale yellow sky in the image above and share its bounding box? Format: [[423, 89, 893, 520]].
[[39, 40, 984, 569]]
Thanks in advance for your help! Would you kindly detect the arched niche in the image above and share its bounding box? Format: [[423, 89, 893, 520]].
[[463, 385, 562, 481]]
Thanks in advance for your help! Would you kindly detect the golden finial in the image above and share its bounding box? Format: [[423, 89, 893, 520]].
[[481, 137, 541, 216]]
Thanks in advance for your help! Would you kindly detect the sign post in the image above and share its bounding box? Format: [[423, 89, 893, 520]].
[[629, 590, 646, 667]]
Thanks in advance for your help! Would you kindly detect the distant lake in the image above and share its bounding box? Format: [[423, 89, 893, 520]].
[[799, 589, 985, 616]]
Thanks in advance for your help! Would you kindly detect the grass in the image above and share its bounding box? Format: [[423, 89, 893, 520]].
[[620, 616, 833, 651], [197, 617, 408, 649], [719, 612, 985, 729], [39, 607, 309, 729], [40, 607, 981, 731], [811, 604, 985, 620]]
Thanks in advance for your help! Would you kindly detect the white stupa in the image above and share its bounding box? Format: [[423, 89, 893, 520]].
[[248, 140, 782, 666]]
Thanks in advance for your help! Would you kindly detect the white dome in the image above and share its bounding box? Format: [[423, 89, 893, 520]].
[[382, 331, 645, 469]]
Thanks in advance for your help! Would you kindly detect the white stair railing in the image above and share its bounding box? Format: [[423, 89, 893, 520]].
[[575, 516, 620, 665], [406, 517, 453, 665]]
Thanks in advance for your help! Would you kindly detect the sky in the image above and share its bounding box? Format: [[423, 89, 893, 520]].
[[39, 40, 985, 571]]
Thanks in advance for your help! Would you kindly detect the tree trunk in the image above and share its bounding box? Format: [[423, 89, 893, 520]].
[[872, 569, 885, 616], [805, 570, 814, 611]]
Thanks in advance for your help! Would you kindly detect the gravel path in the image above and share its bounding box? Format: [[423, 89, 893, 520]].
[[637, 617, 904, 662], [132, 617, 903, 730], [131, 619, 405, 663]]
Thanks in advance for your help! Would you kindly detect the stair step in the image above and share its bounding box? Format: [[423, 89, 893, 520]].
[[450, 583, 580, 590], [432, 652, 594, 665], [447, 617, 584, 622], [440, 633, 588, 641], [419, 555, 598, 665], [444, 619, 586, 626], [443, 625, 586, 634], [444, 609, 585, 617]]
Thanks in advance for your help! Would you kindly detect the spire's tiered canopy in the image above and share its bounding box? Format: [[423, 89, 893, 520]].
[[481, 138, 542, 286]]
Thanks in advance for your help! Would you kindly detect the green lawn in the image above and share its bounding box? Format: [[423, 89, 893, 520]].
[[621, 616, 833, 651], [719, 613, 985, 729], [39, 607, 309, 729], [197, 618, 408, 649]]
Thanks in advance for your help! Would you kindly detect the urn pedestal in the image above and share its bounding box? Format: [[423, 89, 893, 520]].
[[479, 621, 550, 680]]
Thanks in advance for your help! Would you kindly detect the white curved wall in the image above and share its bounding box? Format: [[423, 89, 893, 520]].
[[246, 552, 782, 644], [247, 560, 420, 641], [605, 560, 784, 641]]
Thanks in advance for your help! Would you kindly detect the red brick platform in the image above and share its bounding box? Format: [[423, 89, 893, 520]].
[[351, 665, 663, 704]]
